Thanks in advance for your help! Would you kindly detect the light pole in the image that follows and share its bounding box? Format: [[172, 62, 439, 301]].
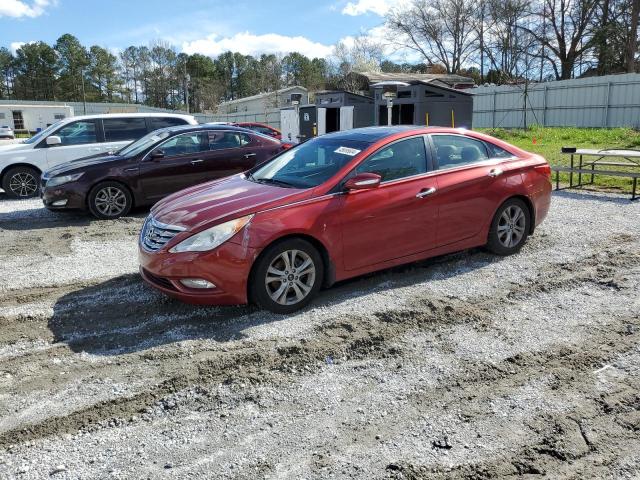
[[371, 81, 409, 126], [80, 68, 87, 115]]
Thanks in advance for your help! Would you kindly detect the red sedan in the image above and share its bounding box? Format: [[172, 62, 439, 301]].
[[235, 122, 282, 140], [139, 127, 551, 313]]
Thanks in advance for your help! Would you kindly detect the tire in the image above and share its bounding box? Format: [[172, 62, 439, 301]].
[[87, 181, 133, 219], [250, 238, 324, 314], [486, 198, 531, 255], [2, 166, 40, 198]]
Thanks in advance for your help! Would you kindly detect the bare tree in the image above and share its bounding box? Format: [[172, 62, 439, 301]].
[[522, 0, 599, 79], [331, 35, 384, 91], [387, 0, 479, 73]]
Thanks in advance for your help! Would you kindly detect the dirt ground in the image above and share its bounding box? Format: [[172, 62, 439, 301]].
[[0, 190, 638, 479]]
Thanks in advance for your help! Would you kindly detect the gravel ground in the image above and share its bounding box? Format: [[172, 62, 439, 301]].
[[0, 190, 638, 479]]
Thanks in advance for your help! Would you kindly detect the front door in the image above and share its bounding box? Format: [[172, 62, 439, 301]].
[[43, 119, 102, 168], [137, 132, 210, 202], [339, 136, 438, 271]]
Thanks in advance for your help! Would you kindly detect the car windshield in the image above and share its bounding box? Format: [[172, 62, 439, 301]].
[[22, 122, 62, 144], [249, 137, 371, 189], [117, 130, 172, 157]]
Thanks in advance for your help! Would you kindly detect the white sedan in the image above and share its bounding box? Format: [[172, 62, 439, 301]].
[[0, 126, 14, 139]]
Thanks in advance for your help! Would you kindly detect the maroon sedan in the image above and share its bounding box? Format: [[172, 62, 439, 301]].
[[139, 126, 552, 313], [41, 125, 286, 219]]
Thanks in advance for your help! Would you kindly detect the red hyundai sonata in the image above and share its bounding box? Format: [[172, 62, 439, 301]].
[[139, 126, 551, 313]]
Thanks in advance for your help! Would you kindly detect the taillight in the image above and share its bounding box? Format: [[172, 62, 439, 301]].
[[535, 163, 551, 178], [281, 142, 294, 150]]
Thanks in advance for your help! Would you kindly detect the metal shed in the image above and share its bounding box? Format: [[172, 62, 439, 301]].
[[373, 81, 474, 128], [314, 91, 375, 133]]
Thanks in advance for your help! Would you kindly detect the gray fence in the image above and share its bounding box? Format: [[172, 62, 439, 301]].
[[0, 99, 283, 128], [472, 73, 640, 129]]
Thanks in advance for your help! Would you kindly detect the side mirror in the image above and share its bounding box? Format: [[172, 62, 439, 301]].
[[344, 172, 382, 191], [150, 149, 165, 160], [46, 135, 62, 146]]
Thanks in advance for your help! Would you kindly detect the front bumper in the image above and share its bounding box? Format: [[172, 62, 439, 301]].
[[138, 240, 259, 306], [41, 183, 87, 210]]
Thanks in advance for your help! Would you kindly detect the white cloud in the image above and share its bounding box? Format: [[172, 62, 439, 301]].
[[341, 0, 409, 16], [0, 0, 54, 18], [182, 32, 334, 59], [9, 41, 35, 54]]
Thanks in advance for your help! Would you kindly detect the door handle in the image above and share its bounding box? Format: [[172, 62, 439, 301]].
[[88, 147, 102, 152], [488, 168, 503, 177], [416, 187, 437, 198], [244, 153, 257, 159], [190, 159, 204, 165]]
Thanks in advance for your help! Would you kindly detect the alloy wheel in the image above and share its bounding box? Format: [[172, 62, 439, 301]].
[[9, 172, 38, 197], [497, 205, 526, 248], [265, 249, 316, 306], [94, 186, 127, 217]]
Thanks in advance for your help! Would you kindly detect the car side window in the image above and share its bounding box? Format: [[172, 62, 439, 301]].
[[149, 117, 188, 130], [156, 133, 206, 157], [55, 120, 98, 146], [356, 136, 427, 182], [486, 142, 515, 159], [432, 135, 489, 169], [103, 118, 148, 142], [207, 131, 251, 150]]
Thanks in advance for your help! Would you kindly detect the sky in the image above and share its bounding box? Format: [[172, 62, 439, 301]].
[[0, 0, 413, 59]]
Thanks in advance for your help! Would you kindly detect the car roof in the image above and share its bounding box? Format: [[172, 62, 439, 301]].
[[152, 123, 264, 136], [61, 112, 197, 123], [320, 126, 481, 142]]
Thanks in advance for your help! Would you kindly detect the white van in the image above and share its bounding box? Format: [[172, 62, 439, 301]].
[[0, 113, 198, 198]]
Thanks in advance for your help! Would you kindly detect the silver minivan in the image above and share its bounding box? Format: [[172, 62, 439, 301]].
[[0, 113, 198, 198]]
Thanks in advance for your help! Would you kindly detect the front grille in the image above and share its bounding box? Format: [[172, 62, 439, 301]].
[[142, 268, 177, 291], [140, 216, 185, 252]]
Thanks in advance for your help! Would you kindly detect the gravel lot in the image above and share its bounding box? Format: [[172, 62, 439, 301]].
[[0, 190, 638, 479]]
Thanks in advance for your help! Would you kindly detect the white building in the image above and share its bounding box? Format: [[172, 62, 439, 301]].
[[217, 86, 308, 115], [0, 104, 74, 132]]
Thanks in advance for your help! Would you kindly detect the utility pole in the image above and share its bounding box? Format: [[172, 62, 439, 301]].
[[80, 68, 87, 115]]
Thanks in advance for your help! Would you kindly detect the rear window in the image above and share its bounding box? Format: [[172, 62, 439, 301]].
[[149, 117, 189, 131], [103, 118, 148, 142]]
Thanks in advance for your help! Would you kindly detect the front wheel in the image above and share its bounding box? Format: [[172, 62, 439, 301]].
[[251, 238, 324, 314], [2, 166, 40, 198], [486, 198, 531, 255], [88, 181, 133, 219]]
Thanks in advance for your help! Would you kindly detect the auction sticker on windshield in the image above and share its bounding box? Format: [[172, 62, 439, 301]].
[[334, 146, 361, 156]]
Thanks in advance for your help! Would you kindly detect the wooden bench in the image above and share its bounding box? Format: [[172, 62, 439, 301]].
[[551, 166, 640, 201]]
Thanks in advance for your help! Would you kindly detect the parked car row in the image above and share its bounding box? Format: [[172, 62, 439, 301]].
[[1, 116, 552, 313], [0, 113, 198, 199]]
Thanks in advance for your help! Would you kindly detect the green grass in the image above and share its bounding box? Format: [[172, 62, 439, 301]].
[[478, 126, 640, 193]]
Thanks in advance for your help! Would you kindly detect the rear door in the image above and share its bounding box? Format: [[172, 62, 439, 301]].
[[137, 131, 210, 202], [428, 133, 521, 247], [102, 117, 149, 154], [339, 135, 438, 271], [43, 119, 102, 168], [198, 130, 263, 178]]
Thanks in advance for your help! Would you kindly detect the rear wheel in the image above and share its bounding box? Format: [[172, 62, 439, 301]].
[[251, 238, 324, 314], [88, 181, 133, 219], [486, 198, 530, 255], [2, 166, 40, 198]]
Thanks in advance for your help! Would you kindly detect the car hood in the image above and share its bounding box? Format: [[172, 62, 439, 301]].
[[151, 174, 314, 232], [0, 142, 32, 154], [45, 153, 123, 177]]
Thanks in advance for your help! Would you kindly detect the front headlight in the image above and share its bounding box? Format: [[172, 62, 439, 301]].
[[169, 215, 253, 253], [46, 172, 84, 188]]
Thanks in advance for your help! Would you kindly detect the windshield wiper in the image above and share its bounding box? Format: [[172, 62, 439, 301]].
[[253, 177, 298, 188]]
